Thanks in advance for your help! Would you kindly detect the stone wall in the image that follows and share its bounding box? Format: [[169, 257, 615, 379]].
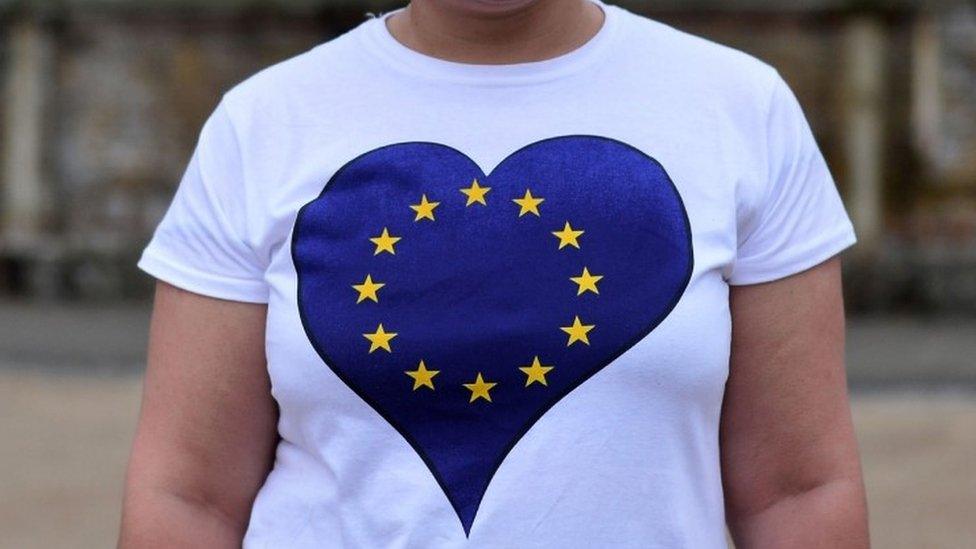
[[54, 10, 332, 249]]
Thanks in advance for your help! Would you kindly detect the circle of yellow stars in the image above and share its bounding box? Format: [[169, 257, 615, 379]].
[[355, 177, 603, 404]]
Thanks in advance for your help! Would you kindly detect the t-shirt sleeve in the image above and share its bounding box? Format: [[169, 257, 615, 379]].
[[727, 73, 858, 285], [136, 100, 270, 303]]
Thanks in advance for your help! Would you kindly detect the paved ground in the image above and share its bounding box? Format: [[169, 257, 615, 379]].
[[1, 302, 975, 547], [1, 372, 974, 548]]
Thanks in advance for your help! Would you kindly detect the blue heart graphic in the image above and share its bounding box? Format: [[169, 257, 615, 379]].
[[292, 136, 692, 534]]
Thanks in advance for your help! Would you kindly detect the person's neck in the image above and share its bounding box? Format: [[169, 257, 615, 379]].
[[386, 0, 605, 65]]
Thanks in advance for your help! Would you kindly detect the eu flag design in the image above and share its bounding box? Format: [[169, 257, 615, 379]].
[[292, 136, 693, 535]]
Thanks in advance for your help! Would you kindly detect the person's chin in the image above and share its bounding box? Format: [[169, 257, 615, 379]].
[[435, 0, 550, 18]]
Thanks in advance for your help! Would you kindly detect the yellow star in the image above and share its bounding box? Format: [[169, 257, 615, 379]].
[[552, 221, 584, 250], [560, 315, 594, 346], [463, 372, 497, 403], [363, 323, 397, 353], [570, 267, 603, 296], [460, 179, 491, 206], [512, 189, 544, 217], [369, 227, 401, 255], [405, 360, 440, 391], [519, 356, 554, 387], [410, 194, 440, 222], [352, 274, 385, 304]]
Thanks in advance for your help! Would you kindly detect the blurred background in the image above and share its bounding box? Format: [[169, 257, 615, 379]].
[[0, 0, 974, 547]]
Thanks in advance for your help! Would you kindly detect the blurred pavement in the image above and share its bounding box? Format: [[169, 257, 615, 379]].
[[1, 302, 975, 547]]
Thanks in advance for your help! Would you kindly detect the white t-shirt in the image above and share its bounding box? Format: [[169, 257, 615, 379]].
[[138, 2, 857, 547]]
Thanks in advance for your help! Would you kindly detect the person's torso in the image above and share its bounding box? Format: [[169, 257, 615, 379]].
[[231, 5, 777, 546]]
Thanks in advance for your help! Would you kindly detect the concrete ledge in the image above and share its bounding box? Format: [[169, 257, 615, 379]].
[[0, 300, 973, 388], [846, 315, 976, 390]]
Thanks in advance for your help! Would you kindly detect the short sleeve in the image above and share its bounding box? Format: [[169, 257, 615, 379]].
[[137, 100, 270, 303], [727, 74, 858, 285]]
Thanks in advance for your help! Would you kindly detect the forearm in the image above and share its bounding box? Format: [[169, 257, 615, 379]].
[[119, 486, 246, 548], [727, 476, 868, 549]]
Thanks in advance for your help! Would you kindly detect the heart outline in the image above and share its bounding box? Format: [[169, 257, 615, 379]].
[[291, 136, 694, 535]]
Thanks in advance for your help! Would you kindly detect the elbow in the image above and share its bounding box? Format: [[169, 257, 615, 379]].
[[724, 474, 869, 549]]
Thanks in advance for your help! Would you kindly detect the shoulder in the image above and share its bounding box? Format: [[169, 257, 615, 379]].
[[218, 18, 374, 129], [613, 6, 783, 109]]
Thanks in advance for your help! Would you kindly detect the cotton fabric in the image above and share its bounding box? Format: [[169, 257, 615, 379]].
[[138, 2, 857, 547]]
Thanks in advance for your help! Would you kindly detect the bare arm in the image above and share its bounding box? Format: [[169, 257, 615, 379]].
[[721, 257, 868, 548], [119, 281, 278, 548]]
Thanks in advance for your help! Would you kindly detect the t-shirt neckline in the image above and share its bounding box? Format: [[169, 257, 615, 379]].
[[358, 0, 623, 86]]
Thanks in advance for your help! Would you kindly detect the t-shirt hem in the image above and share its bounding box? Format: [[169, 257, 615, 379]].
[[726, 225, 858, 286], [137, 247, 270, 304]]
